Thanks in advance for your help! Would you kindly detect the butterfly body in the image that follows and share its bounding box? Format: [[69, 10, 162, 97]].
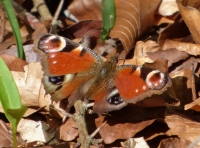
[[34, 34, 172, 114]]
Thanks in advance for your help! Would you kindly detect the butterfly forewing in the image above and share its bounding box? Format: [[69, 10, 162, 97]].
[[34, 34, 102, 76], [114, 65, 172, 104]]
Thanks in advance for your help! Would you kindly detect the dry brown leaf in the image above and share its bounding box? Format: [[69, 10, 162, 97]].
[[60, 118, 78, 141], [172, 57, 200, 73], [165, 114, 200, 145], [95, 116, 155, 144], [68, 0, 101, 21], [32, 23, 48, 39], [0, 120, 24, 147], [154, 14, 175, 26], [134, 40, 161, 57], [158, 14, 191, 47], [147, 48, 189, 67], [170, 68, 197, 105], [59, 20, 102, 39], [158, 0, 178, 16], [176, 0, 200, 8], [178, 3, 200, 44], [110, 0, 161, 53], [158, 137, 200, 148], [121, 137, 149, 148], [17, 118, 56, 143], [0, 55, 27, 71], [10, 63, 51, 109], [120, 40, 161, 66], [95, 106, 166, 144], [162, 39, 200, 56], [185, 97, 200, 111]]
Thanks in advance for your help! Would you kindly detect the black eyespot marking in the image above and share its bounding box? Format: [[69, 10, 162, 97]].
[[140, 67, 152, 80], [49, 76, 64, 85], [108, 94, 124, 105]]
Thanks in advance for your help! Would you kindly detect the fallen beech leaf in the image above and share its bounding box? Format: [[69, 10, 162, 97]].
[[134, 40, 161, 57], [172, 57, 200, 73], [58, 20, 102, 39], [147, 48, 189, 67], [60, 118, 78, 141], [185, 97, 200, 111], [158, 14, 191, 47], [165, 114, 200, 145], [178, 3, 200, 44], [0, 55, 27, 72], [158, 137, 200, 148], [158, 0, 178, 16], [162, 39, 200, 56], [121, 137, 149, 148], [95, 106, 165, 144], [0, 120, 24, 147], [10, 63, 51, 110], [170, 68, 197, 105], [110, 0, 161, 53], [17, 118, 56, 143], [96, 115, 155, 144], [32, 23, 48, 39], [68, 0, 101, 21], [121, 40, 161, 66], [154, 14, 175, 26], [0, 44, 39, 63], [143, 58, 169, 73]]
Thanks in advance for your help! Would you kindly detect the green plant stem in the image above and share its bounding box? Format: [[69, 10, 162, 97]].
[[1, 0, 25, 59]]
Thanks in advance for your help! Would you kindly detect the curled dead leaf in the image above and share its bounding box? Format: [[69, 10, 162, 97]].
[[0, 55, 27, 72], [60, 118, 78, 141], [185, 97, 200, 111], [170, 68, 197, 105], [147, 48, 189, 67], [178, 3, 200, 44], [110, 0, 161, 54], [162, 39, 200, 56], [9, 63, 52, 112], [158, 137, 200, 148], [95, 115, 155, 144], [68, 0, 101, 21], [165, 114, 200, 145]]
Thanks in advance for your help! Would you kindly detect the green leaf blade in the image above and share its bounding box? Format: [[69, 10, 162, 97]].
[[101, 0, 116, 42], [0, 58, 27, 148]]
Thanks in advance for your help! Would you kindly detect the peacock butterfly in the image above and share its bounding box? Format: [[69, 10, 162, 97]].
[[34, 34, 172, 114]]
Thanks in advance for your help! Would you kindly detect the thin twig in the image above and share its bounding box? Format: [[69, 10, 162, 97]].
[[50, 0, 64, 34], [50, 106, 73, 118], [52, 101, 104, 147], [90, 121, 106, 139], [32, 0, 52, 20]]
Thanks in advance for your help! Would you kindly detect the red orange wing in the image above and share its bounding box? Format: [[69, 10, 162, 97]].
[[34, 34, 103, 102], [114, 65, 172, 104], [34, 34, 103, 76]]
